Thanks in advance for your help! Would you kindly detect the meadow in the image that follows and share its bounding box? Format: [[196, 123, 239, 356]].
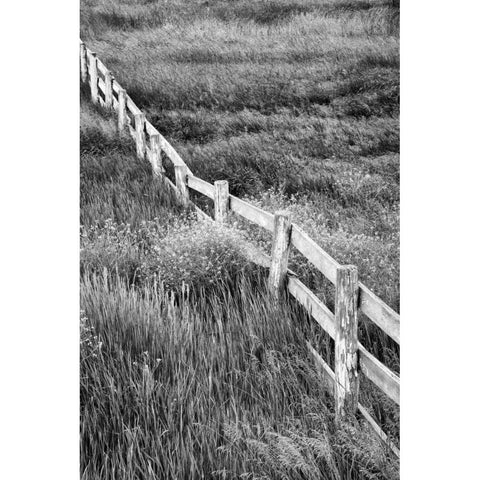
[[80, 1, 400, 478]]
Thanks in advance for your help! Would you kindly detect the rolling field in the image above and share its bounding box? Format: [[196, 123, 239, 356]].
[[80, 1, 400, 478]]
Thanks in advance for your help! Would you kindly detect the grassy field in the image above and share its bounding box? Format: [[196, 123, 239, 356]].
[[80, 1, 399, 478]]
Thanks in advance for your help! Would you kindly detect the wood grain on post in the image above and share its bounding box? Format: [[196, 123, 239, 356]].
[[104, 71, 113, 109], [175, 165, 189, 206], [89, 52, 98, 104], [149, 133, 164, 176], [334, 265, 359, 421], [214, 180, 229, 223], [134, 113, 146, 160], [80, 42, 87, 83], [268, 211, 292, 299], [117, 88, 127, 133]]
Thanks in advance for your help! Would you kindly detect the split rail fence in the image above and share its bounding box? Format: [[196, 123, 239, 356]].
[[80, 40, 400, 457]]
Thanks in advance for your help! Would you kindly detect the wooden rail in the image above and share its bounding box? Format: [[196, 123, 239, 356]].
[[306, 341, 399, 457], [229, 195, 275, 232], [80, 40, 400, 454], [186, 175, 215, 200]]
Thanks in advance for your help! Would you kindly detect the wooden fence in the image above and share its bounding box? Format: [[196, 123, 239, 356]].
[[80, 40, 400, 457]]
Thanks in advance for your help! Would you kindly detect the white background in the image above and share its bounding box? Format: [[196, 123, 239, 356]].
[[0, 0, 478, 477]]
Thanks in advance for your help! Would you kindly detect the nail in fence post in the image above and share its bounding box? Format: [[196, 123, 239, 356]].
[[214, 180, 229, 224], [104, 71, 113, 109], [134, 113, 146, 160], [89, 52, 98, 104], [149, 133, 164, 176], [175, 165, 189, 206], [334, 265, 360, 421], [117, 88, 127, 133], [268, 211, 292, 299], [80, 42, 87, 83]]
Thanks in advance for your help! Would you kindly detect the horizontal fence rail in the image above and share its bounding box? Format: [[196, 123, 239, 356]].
[[288, 276, 336, 338], [80, 40, 400, 455], [229, 195, 275, 232], [186, 175, 215, 200], [290, 224, 339, 284]]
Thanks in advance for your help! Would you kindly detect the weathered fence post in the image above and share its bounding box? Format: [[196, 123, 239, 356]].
[[88, 52, 98, 104], [117, 88, 127, 133], [268, 211, 292, 299], [149, 133, 164, 176], [80, 42, 87, 83], [334, 265, 359, 421], [104, 71, 113, 109], [175, 165, 189, 206], [214, 180, 229, 223], [134, 113, 146, 160]]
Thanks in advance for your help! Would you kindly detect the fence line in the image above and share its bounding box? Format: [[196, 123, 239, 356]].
[[80, 40, 400, 456]]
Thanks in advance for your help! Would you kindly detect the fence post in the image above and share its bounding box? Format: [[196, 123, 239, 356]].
[[149, 133, 164, 176], [80, 42, 87, 83], [104, 71, 113, 109], [268, 211, 292, 299], [117, 88, 127, 133], [134, 113, 146, 160], [334, 265, 359, 421], [214, 181, 229, 223], [88, 52, 98, 104], [175, 165, 189, 206]]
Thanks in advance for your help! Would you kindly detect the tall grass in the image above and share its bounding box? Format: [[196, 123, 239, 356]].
[[81, 273, 399, 479]]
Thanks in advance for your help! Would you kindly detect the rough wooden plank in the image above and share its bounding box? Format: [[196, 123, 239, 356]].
[[229, 195, 275, 232], [287, 276, 335, 338], [117, 88, 127, 133], [80, 42, 87, 83], [306, 341, 336, 394], [359, 283, 400, 344], [186, 175, 215, 199], [145, 120, 158, 136], [157, 134, 192, 174], [149, 133, 164, 176], [126, 95, 142, 116], [134, 113, 146, 160], [98, 77, 106, 94], [214, 181, 230, 224], [290, 224, 339, 284], [358, 343, 399, 405], [268, 211, 292, 298], [96, 60, 107, 76], [175, 165, 189, 206], [112, 79, 121, 94], [104, 71, 113, 109], [335, 266, 360, 420], [88, 51, 98, 104], [358, 404, 400, 458]]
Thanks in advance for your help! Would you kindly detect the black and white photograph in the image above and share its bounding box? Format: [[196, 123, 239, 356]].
[[4, 1, 480, 479], [79, 1, 400, 478]]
